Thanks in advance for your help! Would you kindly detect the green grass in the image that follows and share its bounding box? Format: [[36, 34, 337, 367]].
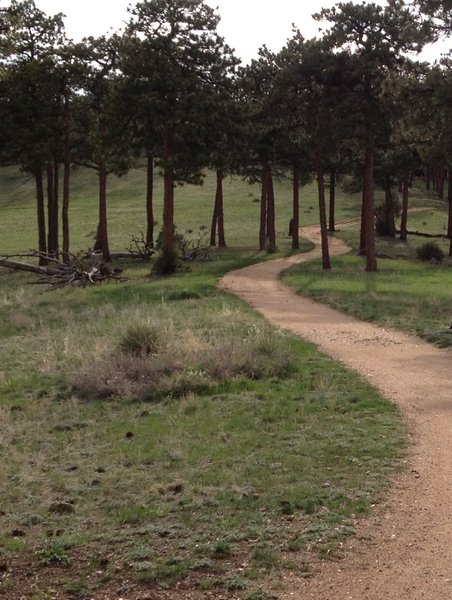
[[0, 164, 363, 256], [284, 204, 452, 347], [0, 166, 411, 598]]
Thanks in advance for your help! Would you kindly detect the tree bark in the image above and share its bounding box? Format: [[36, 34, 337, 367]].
[[162, 127, 175, 252], [447, 167, 452, 256], [146, 155, 154, 248], [400, 175, 409, 241], [259, 165, 267, 251], [210, 195, 218, 246], [47, 163, 58, 258], [329, 170, 336, 233], [363, 146, 377, 272], [62, 92, 71, 264], [54, 162, 59, 256], [384, 176, 396, 238], [216, 168, 226, 248], [266, 163, 276, 253], [94, 160, 111, 262], [35, 168, 47, 266], [436, 166, 445, 199], [292, 165, 300, 250], [315, 149, 331, 271], [359, 176, 368, 255]]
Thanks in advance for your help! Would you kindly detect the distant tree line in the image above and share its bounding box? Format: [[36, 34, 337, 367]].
[[0, 0, 451, 270]]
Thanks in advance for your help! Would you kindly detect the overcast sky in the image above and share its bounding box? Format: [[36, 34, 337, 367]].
[[5, 0, 450, 63]]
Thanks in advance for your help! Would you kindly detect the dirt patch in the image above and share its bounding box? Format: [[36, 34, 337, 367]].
[[220, 226, 452, 600]]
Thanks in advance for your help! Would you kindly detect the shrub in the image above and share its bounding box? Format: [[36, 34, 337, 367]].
[[119, 324, 161, 355], [374, 199, 400, 237], [152, 248, 181, 276], [416, 242, 444, 263]]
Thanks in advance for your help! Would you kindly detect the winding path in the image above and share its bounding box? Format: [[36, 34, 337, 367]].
[[220, 226, 452, 600]]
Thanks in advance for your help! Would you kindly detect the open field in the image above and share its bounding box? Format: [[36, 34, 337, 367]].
[[1, 165, 363, 256], [1, 168, 445, 598]]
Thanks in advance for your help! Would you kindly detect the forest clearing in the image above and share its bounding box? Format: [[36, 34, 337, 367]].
[[1, 0, 451, 598]]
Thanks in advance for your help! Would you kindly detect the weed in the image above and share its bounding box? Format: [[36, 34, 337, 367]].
[[252, 546, 279, 570], [286, 536, 305, 552], [212, 540, 232, 558], [225, 576, 249, 590], [151, 556, 191, 582], [126, 545, 152, 560], [35, 544, 70, 566], [63, 579, 91, 599]]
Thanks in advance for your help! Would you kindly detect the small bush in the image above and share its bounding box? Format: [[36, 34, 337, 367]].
[[375, 202, 400, 237], [416, 242, 444, 262], [35, 543, 70, 566], [225, 576, 248, 591], [212, 540, 232, 557], [119, 324, 161, 355], [152, 248, 181, 276]]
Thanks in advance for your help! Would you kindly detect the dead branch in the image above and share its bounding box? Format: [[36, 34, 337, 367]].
[[126, 232, 155, 261], [180, 231, 210, 261], [0, 252, 127, 289]]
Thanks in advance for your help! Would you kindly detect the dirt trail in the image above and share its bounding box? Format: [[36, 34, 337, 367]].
[[220, 226, 452, 600]]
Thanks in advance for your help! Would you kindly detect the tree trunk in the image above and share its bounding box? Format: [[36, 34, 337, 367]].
[[359, 176, 368, 255], [400, 175, 409, 241], [62, 92, 71, 264], [329, 170, 336, 233], [162, 127, 175, 252], [363, 146, 377, 272], [35, 167, 47, 266], [447, 167, 452, 256], [292, 165, 300, 250], [47, 163, 58, 258], [210, 168, 226, 247], [94, 160, 111, 262], [437, 166, 445, 199], [384, 176, 396, 238], [54, 162, 59, 256], [210, 196, 218, 246], [216, 168, 226, 248], [62, 152, 70, 263], [266, 163, 276, 252], [315, 149, 331, 270], [146, 155, 154, 247], [259, 165, 267, 251]]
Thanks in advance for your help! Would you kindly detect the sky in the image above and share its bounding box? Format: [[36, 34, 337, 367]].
[[4, 0, 450, 63]]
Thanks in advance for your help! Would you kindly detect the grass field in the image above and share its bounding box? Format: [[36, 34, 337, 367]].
[[0, 165, 364, 256], [284, 193, 452, 349], [1, 167, 444, 598]]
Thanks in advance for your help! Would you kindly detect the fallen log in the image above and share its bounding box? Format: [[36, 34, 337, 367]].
[[396, 229, 447, 239], [0, 252, 126, 289]]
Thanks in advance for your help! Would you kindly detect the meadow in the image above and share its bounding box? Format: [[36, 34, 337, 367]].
[[1, 166, 447, 599], [284, 198, 452, 349]]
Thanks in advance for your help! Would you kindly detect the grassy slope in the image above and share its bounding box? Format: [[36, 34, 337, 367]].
[[0, 167, 407, 599], [0, 164, 361, 255]]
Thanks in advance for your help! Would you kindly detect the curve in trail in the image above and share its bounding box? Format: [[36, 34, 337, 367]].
[[219, 226, 452, 600]]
